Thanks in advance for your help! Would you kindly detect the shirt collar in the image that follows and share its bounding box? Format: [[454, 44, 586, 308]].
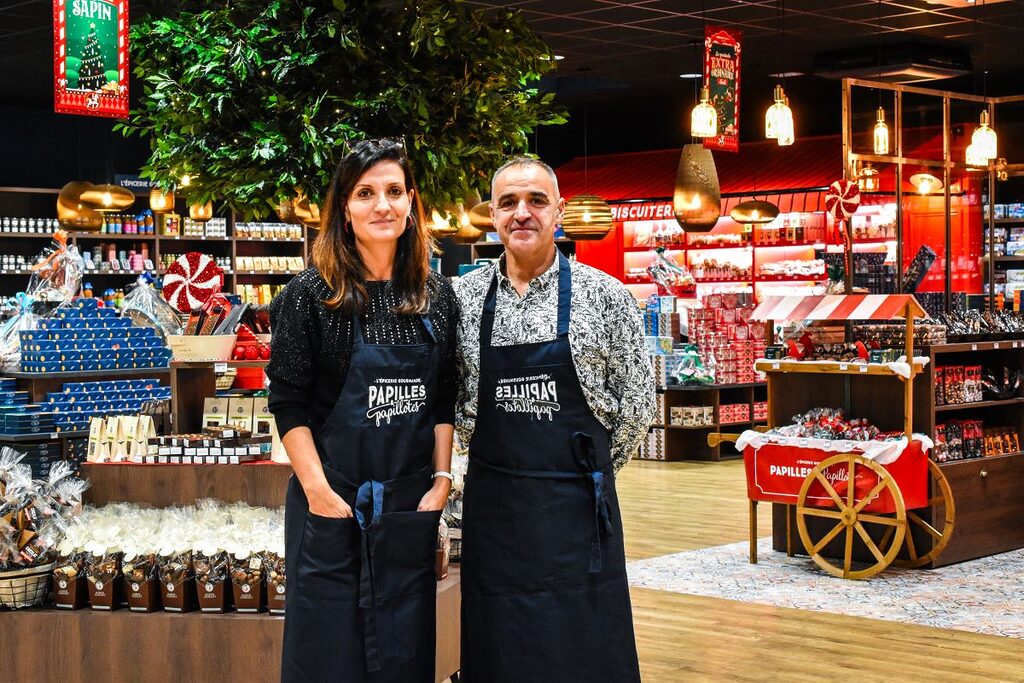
[[496, 249, 560, 292]]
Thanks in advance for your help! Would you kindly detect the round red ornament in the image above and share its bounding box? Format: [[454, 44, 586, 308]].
[[825, 179, 861, 221], [162, 252, 224, 313]]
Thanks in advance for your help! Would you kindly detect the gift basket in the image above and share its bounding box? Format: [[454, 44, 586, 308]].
[[0, 449, 87, 608]]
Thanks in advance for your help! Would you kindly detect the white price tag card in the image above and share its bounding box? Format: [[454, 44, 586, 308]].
[[214, 362, 227, 373], [971, 344, 978, 351], [994, 342, 1000, 349], [839, 363, 849, 371], [859, 365, 868, 373], [771, 362, 780, 370]]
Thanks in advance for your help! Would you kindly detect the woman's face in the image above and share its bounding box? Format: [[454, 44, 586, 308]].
[[345, 161, 414, 247]]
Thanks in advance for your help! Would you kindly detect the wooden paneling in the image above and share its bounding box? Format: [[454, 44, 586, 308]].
[[0, 568, 461, 683], [82, 462, 293, 508]]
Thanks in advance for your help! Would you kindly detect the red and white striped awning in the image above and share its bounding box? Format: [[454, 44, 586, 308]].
[[749, 294, 927, 322]]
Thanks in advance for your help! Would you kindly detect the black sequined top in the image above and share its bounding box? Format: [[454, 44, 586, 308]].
[[267, 267, 458, 438]]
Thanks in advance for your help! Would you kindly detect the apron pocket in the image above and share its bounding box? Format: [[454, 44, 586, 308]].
[[297, 514, 361, 601], [376, 510, 441, 599]]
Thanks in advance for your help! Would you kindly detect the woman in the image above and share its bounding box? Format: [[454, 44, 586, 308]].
[[268, 138, 457, 683]]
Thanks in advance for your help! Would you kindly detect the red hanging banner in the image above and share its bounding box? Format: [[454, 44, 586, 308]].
[[53, 0, 130, 118], [703, 26, 742, 153]]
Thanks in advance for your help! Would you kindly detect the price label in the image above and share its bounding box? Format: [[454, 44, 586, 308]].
[[1015, 342, 1020, 349], [859, 365, 868, 373], [771, 362, 780, 370], [839, 363, 849, 371], [214, 362, 227, 373], [994, 342, 1000, 349], [971, 344, 978, 351]]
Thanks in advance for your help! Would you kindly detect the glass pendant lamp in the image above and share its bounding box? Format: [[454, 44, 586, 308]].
[[972, 110, 998, 160], [873, 107, 889, 155], [690, 85, 718, 138]]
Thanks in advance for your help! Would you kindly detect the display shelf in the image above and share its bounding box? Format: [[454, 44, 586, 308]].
[[932, 340, 1024, 353], [234, 237, 304, 243], [693, 276, 752, 283], [935, 397, 1024, 412], [663, 381, 766, 391], [0, 429, 88, 442], [683, 243, 751, 251], [234, 271, 297, 276], [0, 232, 54, 238], [68, 233, 158, 241], [170, 360, 269, 368], [623, 245, 685, 253], [169, 362, 265, 433], [754, 359, 925, 377], [649, 382, 767, 462], [755, 274, 825, 282], [159, 235, 233, 242], [938, 451, 1023, 467], [83, 462, 292, 508], [994, 218, 1024, 224], [981, 255, 1024, 262], [3, 368, 170, 380]]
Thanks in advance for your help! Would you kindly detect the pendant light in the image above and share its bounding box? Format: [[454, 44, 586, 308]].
[[689, 1, 717, 139], [965, 142, 988, 169], [188, 202, 214, 222], [910, 173, 942, 195], [690, 85, 717, 138], [563, 77, 613, 241], [873, 107, 890, 155], [80, 184, 135, 212], [765, 0, 796, 146], [971, 109, 998, 160], [672, 144, 720, 232], [858, 163, 880, 192], [149, 187, 175, 213], [870, 1, 889, 156], [56, 181, 103, 231], [730, 199, 779, 224]]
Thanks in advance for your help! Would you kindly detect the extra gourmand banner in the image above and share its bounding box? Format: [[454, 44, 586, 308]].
[[53, 0, 129, 118], [703, 26, 742, 153]]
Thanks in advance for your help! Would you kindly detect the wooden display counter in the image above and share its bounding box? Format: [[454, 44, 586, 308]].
[[0, 567, 461, 683]]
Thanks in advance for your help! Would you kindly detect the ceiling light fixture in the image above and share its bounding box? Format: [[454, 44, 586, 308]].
[[910, 172, 943, 194], [765, 1, 795, 146], [689, 1, 718, 139], [874, 106, 890, 155], [858, 162, 880, 192], [971, 108, 998, 160], [679, 73, 702, 79]]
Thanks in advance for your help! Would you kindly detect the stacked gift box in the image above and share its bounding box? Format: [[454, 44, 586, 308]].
[[142, 426, 273, 464], [637, 427, 666, 461], [686, 293, 766, 385], [41, 379, 171, 432], [754, 401, 769, 422], [643, 295, 682, 341], [17, 441, 63, 478], [719, 403, 751, 425], [19, 298, 172, 373]]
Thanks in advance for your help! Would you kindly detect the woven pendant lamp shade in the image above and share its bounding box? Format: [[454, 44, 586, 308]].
[[562, 194, 613, 240], [294, 196, 321, 227], [188, 202, 214, 222], [468, 201, 494, 231], [730, 200, 779, 224], [673, 144, 721, 232], [149, 188, 175, 213], [56, 181, 104, 231], [276, 198, 298, 224]]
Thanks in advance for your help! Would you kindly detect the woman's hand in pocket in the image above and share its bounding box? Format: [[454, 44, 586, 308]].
[[417, 478, 452, 512], [306, 482, 353, 518]]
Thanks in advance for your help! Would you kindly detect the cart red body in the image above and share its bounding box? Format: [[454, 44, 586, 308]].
[[743, 439, 929, 513]]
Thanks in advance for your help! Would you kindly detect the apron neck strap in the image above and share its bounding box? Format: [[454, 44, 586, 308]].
[[481, 250, 571, 347]]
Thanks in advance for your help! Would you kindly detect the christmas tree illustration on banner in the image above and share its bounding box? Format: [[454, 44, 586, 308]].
[[78, 23, 106, 91]]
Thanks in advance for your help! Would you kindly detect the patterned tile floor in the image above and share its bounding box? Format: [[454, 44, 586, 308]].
[[628, 538, 1024, 639]]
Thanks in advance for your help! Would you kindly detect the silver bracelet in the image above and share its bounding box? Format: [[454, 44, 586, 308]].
[[432, 470, 455, 482]]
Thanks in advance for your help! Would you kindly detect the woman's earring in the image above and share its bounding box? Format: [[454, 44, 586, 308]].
[[406, 216, 414, 231], [344, 220, 352, 233]]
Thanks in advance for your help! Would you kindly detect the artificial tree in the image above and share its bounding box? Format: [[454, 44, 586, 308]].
[[118, 0, 566, 219]]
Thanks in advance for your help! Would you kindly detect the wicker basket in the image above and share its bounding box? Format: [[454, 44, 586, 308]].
[[0, 562, 55, 609], [214, 367, 238, 391]]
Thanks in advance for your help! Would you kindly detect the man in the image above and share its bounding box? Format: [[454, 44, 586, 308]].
[[454, 156, 656, 682]]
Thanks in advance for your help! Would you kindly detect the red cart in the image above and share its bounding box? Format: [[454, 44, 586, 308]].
[[727, 294, 955, 579]]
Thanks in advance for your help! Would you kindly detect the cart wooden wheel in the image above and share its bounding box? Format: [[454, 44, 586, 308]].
[[795, 453, 907, 580], [890, 459, 956, 568]]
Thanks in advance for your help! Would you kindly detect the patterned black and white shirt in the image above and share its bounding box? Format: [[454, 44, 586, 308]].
[[454, 253, 656, 472]]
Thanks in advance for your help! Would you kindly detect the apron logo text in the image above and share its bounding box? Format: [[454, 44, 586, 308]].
[[367, 379, 426, 426], [494, 374, 560, 421]]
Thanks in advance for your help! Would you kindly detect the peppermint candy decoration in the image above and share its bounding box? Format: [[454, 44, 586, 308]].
[[825, 179, 861, 221], [163, 252, 224, 312]]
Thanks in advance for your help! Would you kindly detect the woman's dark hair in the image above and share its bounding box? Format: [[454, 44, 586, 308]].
[[311, 139, 433, 314]]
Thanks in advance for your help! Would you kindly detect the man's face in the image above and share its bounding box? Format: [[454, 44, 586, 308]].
[[490, 164, 565, 259]]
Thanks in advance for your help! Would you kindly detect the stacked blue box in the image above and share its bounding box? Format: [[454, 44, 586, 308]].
[[16, 441, 63, 478], [0, 404, 55, 434], [44, 378, 171, 432], [18, 298, 172, 373]]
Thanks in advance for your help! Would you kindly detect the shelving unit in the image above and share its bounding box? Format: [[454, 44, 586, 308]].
[[470, 236, 575, 263], [0, 186, 310, 299], [650, 382, 767, 461], [169, 360, 268, 433]]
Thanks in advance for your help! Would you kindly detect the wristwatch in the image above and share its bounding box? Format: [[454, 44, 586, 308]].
[[432, 470, 455, 482]]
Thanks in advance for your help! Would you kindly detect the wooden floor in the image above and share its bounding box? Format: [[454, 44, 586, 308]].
[[617, 460, 1024, 682]]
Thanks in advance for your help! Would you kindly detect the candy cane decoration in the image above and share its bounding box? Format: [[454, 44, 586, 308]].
[[162, 252, 224, 312]]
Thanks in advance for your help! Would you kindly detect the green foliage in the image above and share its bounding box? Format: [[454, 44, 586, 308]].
[[118, 0, 566, 219], [104, 70, 118, 84], [66, 70, 80, 88], [66, 56, 82, 71]]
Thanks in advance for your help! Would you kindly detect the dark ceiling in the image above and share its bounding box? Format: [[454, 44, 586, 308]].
[[2, 0, 1023, 185]]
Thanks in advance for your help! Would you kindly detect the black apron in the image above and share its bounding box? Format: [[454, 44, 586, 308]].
[[282, 310, 443, 683], [461, 252, 642, 683]]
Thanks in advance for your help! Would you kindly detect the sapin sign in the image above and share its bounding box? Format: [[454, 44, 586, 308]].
[[494, 374, 560, 421], [367, 378, 426, 426]]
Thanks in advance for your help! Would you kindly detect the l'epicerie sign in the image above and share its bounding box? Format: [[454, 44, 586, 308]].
[[610, 202, 674, 222]]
